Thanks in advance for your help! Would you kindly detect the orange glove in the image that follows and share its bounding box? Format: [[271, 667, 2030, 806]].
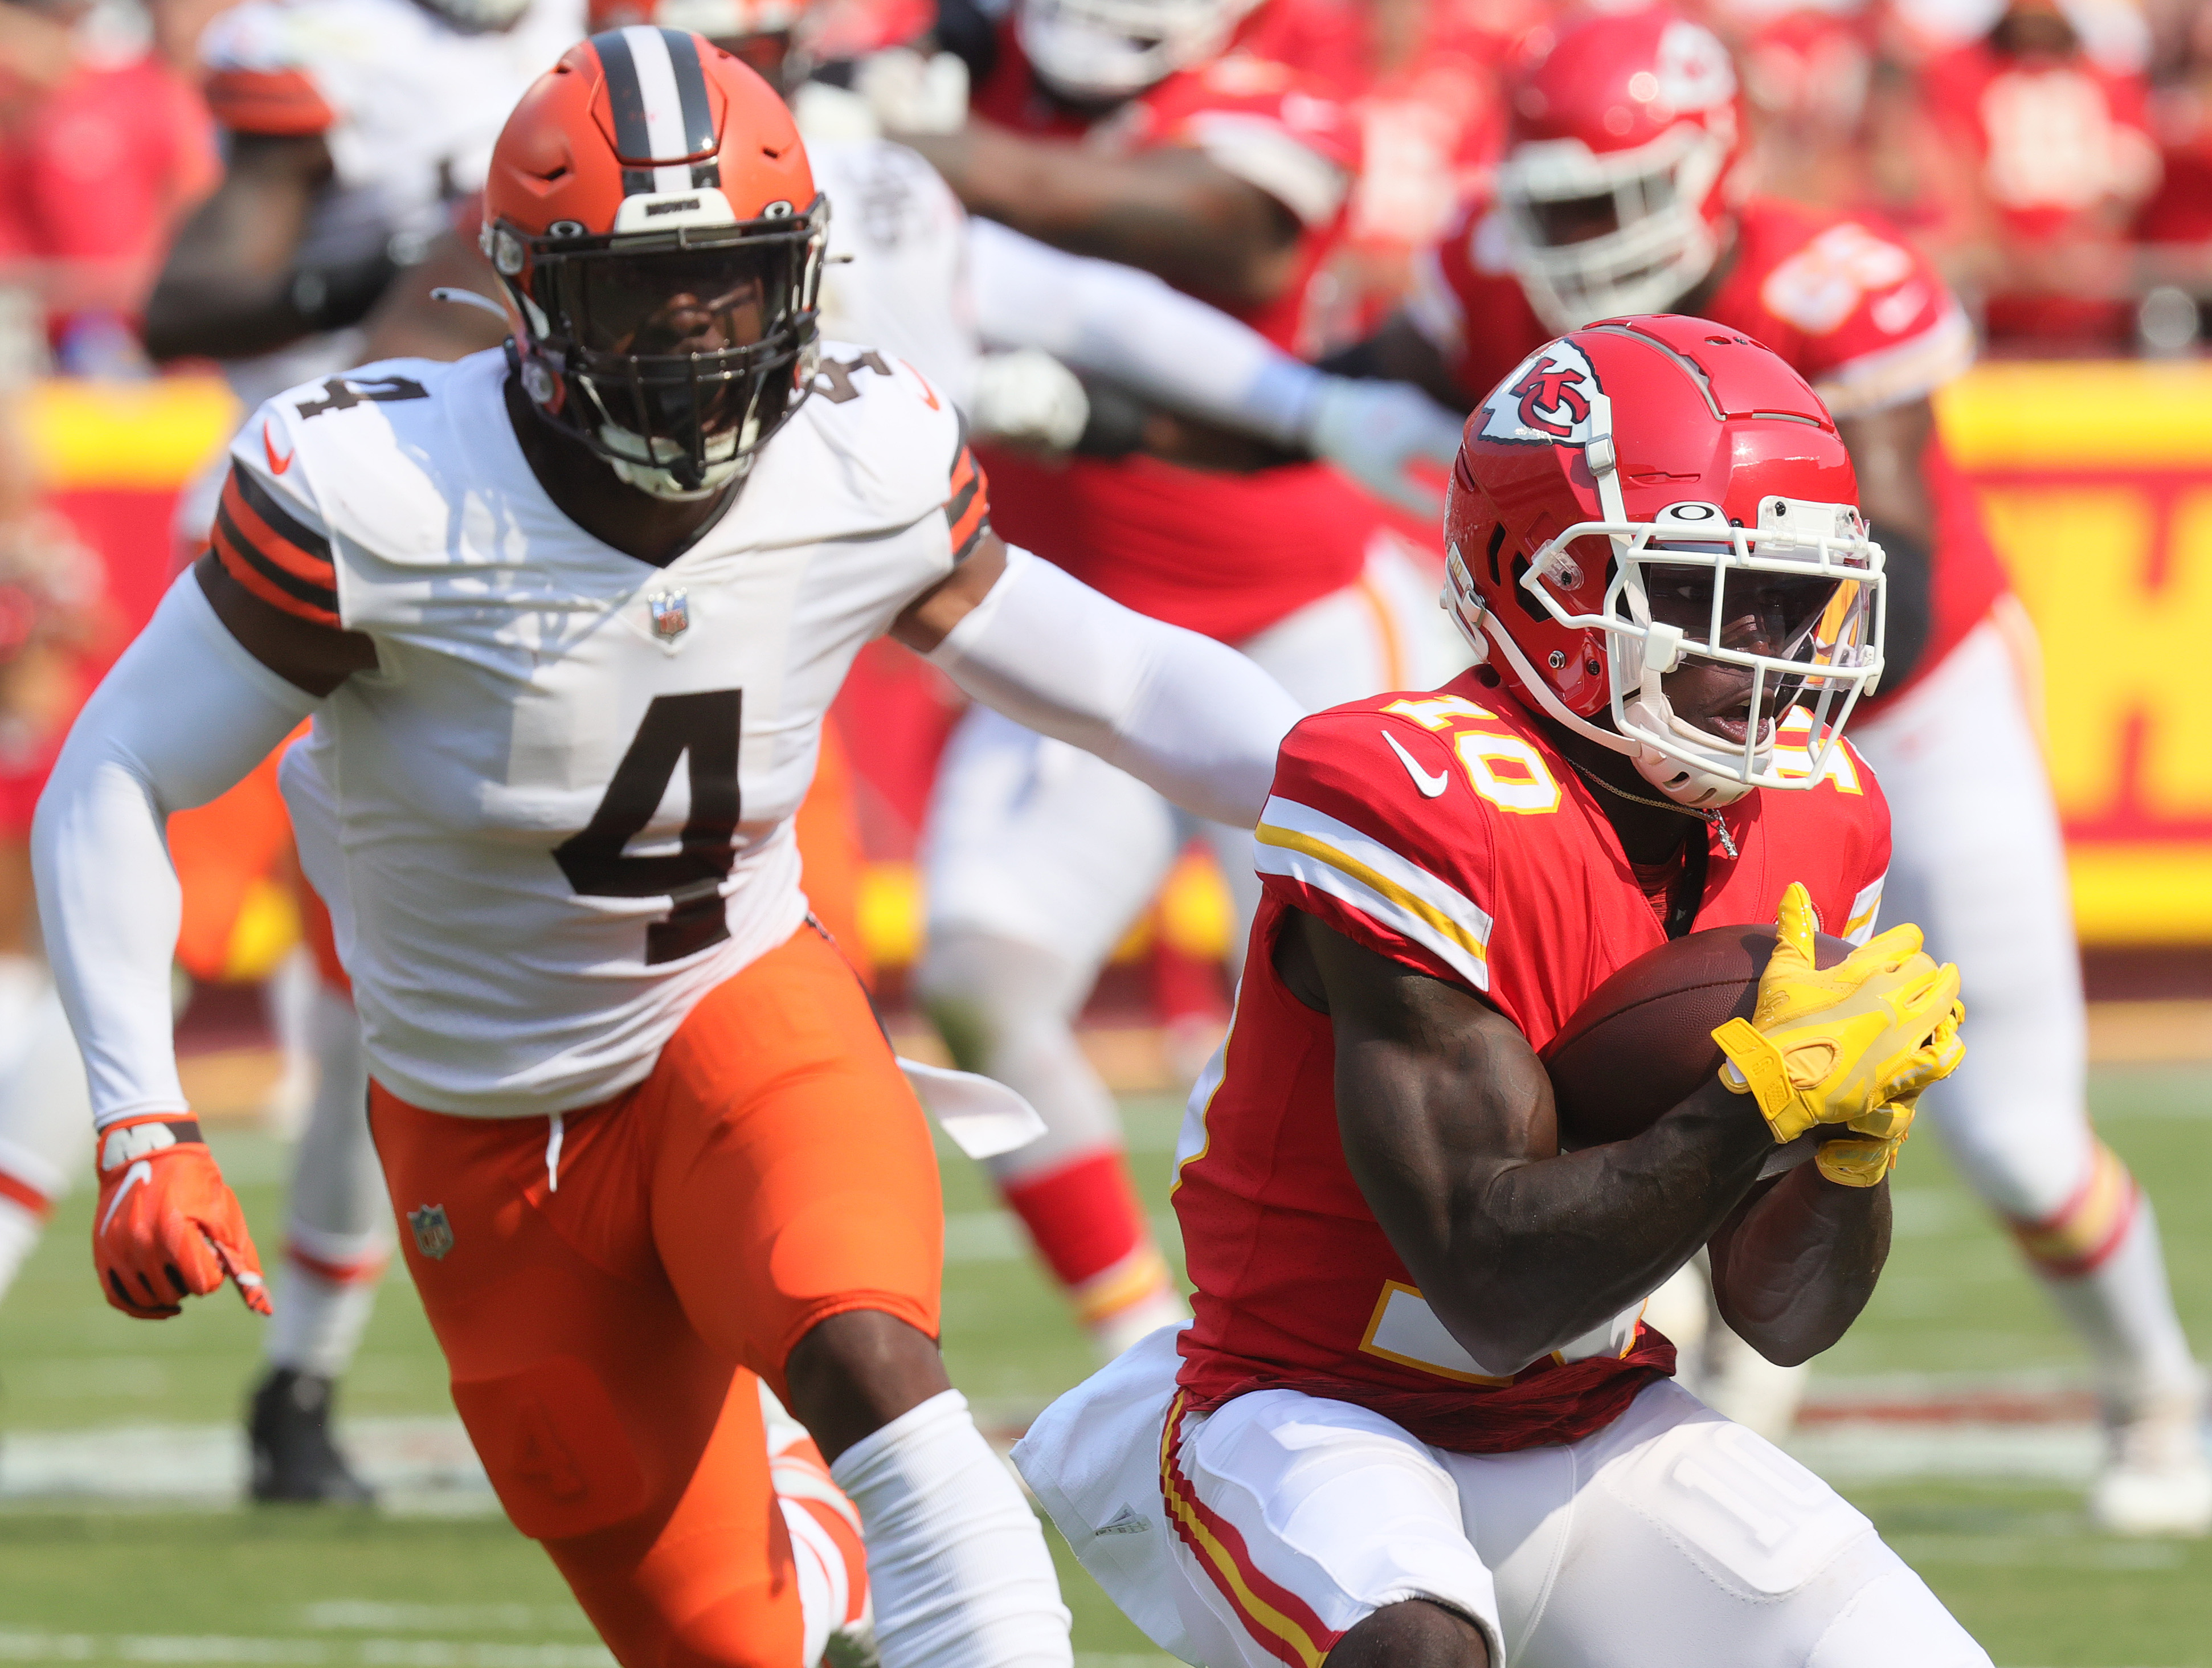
[[92, 1115, 272, 1319]]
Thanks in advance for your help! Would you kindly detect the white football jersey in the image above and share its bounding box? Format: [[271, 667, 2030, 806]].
[[216, 346, 978, 1117], [199, 0, 586, 411]]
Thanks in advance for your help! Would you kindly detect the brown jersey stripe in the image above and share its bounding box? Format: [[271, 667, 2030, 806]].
[[219, 473, 335, 591], [230, 466, 333, 563], [204, 67, 336, 137], [213, 528, 341, 627], [946, 447, 990, 560]]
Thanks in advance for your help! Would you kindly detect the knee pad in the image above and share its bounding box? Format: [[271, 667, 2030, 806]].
[[451, 1356, 650, 1540]]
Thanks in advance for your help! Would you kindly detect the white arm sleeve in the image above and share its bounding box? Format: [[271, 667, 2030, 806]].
[[31, 574, 320, 1129], [966, 216, 1323, 447], [926, 546, 1301, 828]]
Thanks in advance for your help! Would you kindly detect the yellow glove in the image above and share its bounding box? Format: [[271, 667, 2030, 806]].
[[1813, 999, 1966, 1187], [1712, 883, 1964, 1143]]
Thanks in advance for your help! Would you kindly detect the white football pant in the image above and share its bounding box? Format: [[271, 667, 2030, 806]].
[[1017, 1327, 1989, 1668]]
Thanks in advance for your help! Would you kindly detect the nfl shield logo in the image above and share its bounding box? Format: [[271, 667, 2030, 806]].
[[648, 590, 690, 643], [408, 1203, 454, 1261]]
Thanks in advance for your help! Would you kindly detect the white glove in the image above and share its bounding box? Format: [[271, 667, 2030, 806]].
[[854, 48, 971, 136], [1302, 377, 1466, 516], [967, 348, 1091, 452]]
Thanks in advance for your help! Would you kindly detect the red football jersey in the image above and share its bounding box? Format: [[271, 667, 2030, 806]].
[[971, 27, 1389, 644], [1407, 195, 2009, 705], [1172, 673, 1891, 1453]]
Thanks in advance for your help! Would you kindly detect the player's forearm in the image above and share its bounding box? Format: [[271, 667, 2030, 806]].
[[31, 574, 317, 1127], [142, 134, 349, 363], [925, 545, 1300, 827], [968, 218, 1316, 444], [909, 124, 1291, 303], [1428, 1082, 1778, 1372], [1708, 1162, 1891, 1366], [145, 246, 400, 362]]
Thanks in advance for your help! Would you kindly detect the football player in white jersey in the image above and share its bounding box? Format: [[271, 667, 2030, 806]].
[[34, 29, 1305, 1668], [133, 0, 585, 1501]]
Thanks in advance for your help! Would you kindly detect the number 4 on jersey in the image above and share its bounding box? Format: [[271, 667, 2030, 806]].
[[554, 690, 741, 966]]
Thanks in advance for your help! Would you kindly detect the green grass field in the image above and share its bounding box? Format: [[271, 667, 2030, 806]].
[[1, 1067, 2207, 1664]]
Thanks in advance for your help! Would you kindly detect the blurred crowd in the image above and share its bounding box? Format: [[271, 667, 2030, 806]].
[[0, 0, 2210, 379], [0, 0, 2195, 387]]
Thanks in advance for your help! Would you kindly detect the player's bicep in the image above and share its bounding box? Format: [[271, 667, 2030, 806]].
[[888, 528, 1007, 652], [193, 552, 375, 698], [1293, 907, 1557, 1212]]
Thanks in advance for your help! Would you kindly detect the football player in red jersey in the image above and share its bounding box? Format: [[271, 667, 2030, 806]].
[[1335, 3, 2210, 1535], [1015, 313, 1984, 1668], [888, 0, 1471, 1363]]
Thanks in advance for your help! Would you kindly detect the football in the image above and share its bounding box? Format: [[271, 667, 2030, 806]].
[[1540, 923, 1853, 1151]]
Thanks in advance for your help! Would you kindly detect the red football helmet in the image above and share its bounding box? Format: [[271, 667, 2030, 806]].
[[1497, 7, 1748, 330], [1443, 314, 1884, 806], [1017, 0, 1263, 103], [483, 28, 828, 498]]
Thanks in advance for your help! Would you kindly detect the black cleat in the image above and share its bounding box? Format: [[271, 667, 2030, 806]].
[[247, 1368, 377, 1505]]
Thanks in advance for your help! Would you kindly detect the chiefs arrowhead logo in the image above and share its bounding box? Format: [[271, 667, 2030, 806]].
[[1477, 341, 1606, 448], [1511, 360, 1591, 438], [262, 419, 295, 476]]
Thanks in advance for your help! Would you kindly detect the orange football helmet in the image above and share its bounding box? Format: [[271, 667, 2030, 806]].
[[483, 27, 828, 497]]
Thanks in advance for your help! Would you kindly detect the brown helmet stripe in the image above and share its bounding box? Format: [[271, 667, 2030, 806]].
[[594, 26, 721, 198]]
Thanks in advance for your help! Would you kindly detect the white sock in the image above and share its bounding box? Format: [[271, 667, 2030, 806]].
[[265, 1258, 381, 1378], [0, 1193, 43, 1303], [2038, 1200, 2202, 1412], [829, 1389, 1071, 1668]]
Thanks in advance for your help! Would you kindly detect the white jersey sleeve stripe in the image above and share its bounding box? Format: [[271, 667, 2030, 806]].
[[1843, 873, 1886, 946], [1255, 795, 1493, 991], [1809, 304, 1976, 419]]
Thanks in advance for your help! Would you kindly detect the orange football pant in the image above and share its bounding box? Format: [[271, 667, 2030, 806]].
[[371, 924, 943, 1668]]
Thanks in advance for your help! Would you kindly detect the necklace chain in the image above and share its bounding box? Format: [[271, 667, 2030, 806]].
[[1567, 760, 1737, 860]]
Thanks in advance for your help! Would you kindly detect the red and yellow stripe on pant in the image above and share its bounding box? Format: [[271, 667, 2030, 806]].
[[2009, 1141, 2140, 1279], [1158, 1389, 1342, 1668]]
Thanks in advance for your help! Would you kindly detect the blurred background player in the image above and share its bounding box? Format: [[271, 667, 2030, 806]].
[[140, 0, 586, 1501], [1917, 0, 2162, 350], [889, 0, 1471, 1360], [1337, 3, 2209, 1535]]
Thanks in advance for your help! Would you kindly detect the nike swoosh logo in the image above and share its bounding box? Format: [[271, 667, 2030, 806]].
[[263, 420, 294, 475], [905, 361, 942, 411], [97, 1159, 152, 1236], [1384, 730, 1449, 798]]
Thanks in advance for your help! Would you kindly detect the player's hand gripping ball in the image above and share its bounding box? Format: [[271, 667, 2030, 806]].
[[92, 1116, 272, 1319], [1711, 883, 1964, 1157], [1809, 997, 1964, 1188]]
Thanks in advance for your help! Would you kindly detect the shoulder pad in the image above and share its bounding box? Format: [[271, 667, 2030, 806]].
[[742, 343, 967, 545], [260, 357, 486, 568]]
